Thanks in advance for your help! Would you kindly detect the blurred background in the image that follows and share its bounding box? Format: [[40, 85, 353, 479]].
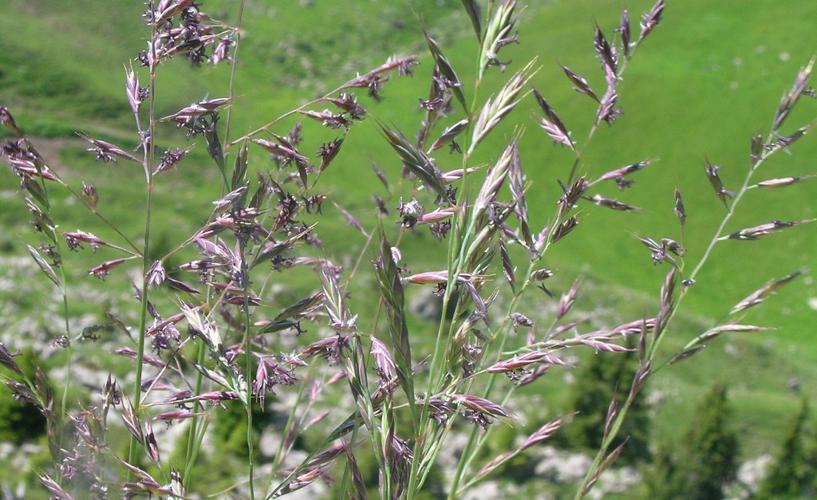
[[1, 0, 817, 498]]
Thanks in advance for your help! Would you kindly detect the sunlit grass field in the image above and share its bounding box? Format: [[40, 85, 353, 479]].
[[1, 0, 817, 494]]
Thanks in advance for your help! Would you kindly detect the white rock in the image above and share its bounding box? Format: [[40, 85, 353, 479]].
[[464, 481, 502, 500], [532, 446, 592, 483], [736, 454, 772, 494]]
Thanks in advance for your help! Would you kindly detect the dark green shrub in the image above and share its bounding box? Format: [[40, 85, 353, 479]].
[[565, 348, 650, 464], [0, 349, 47, 444], [646, 385, 738, 500], [756, 399, 813, 499]]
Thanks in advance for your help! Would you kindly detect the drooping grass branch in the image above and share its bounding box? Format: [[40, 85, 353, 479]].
[[574, 58, 816, 499]]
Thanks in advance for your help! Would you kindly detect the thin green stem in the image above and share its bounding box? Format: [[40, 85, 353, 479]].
[[572, 379, 638, 500], [230, 83, 347, 146], [565, 122, 598, 186], [127, 184, 154, 463], [22, 150, 74, 442], [57, 264, 72, 423], [222, 0, 246, 151], [240, 241, 256, 500], [341, 423, 361, 496], [59, 182, 142, 254], [182, 340, 207, 490], [127, 15, 158, 468]]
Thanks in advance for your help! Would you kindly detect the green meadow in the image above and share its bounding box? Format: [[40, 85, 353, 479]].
[[1, 0, 817, 496]]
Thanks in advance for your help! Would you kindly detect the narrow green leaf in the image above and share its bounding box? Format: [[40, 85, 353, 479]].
[[374, 230, 417, 427], [26, 244, 61, 289], [461, 0, 482, 41], [230, 141, 248, 191], [379, 124, 451, 203], [424, 31, 467, 112]]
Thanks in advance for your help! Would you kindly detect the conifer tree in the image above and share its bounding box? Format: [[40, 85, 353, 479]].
[[565, 348, 650, 464], [756, 398, 812, 498], [646, 384, 739, 500]]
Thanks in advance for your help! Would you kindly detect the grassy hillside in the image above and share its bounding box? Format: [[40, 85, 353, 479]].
[[1, 0, 817, 495]]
